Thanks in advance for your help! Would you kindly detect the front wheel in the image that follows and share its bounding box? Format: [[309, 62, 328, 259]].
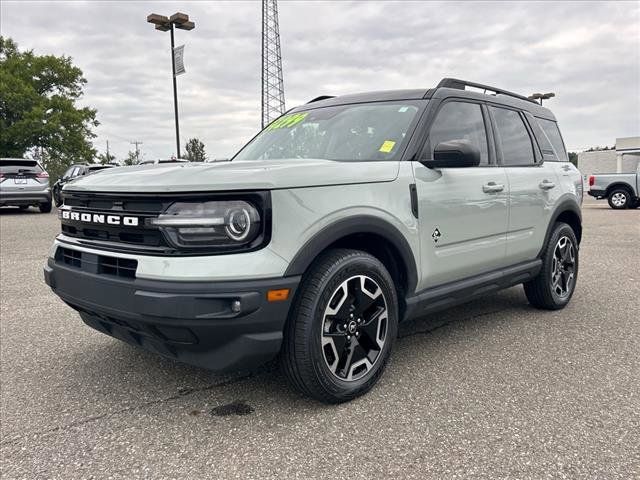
[[608, 189, 630, 209], [524, 222, 579, 310], [281, 249, 398, 403]]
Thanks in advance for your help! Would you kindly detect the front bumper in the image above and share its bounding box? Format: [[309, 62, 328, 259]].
[[0, 190, 51, 206], [44, 256, 300, 372]]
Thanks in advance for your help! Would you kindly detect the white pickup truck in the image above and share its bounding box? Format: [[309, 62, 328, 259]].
[[588, 165, 640, 209]]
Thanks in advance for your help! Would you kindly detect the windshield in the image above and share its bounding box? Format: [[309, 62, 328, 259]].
[[234, 101, 424, 162]]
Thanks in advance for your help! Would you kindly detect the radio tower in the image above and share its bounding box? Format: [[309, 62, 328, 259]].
[[261, 0, 285, 128]]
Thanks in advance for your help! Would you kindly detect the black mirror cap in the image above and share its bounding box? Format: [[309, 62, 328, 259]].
[[422, 139, 481, 168]]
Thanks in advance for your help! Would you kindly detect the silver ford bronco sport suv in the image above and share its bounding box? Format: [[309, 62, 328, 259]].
[[45, 78, 583, 403]]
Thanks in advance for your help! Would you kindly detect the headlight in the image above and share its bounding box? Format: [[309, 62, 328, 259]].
[[148, 200, 262, 250]]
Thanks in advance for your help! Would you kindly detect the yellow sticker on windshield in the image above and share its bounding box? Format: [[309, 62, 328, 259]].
[[266, 112, 308, 130], [379, 140, 396, 153]]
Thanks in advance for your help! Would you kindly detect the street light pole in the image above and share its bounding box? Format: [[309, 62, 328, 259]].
[[169, 23, 180, 158], [147, 12, 195, 159]]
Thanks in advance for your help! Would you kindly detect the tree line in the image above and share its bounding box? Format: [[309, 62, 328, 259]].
[[1, 36, 207, 183]]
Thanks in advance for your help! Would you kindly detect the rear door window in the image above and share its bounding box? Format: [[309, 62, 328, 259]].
[[536, 118, 568, 161], [424, 101, 489, 165], [490, 107, 535, 166]]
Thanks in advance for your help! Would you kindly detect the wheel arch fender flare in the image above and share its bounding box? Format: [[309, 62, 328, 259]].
[[605, 182, 635, 196], [283, 215, 419, 294], [538, 199, 583, 257]]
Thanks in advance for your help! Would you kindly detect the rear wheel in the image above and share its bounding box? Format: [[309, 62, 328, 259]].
[[281, 249, 398, 403], [39, 201, 52, 213], [524, 222, 578, 310], [607, 188, 630, 209]]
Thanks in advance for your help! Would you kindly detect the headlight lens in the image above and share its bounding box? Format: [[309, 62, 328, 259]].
[[149, 200, 261, 249]]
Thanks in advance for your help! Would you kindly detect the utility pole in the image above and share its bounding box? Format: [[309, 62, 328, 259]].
[[106, 140, 110, 161], [130, 140, 143, 162], [147, 12, 195, 159]]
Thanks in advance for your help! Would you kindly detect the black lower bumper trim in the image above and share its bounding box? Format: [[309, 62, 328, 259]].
[[0, 192, 51, 206], [587, 189, 605, 198], [44, 258, 300, 372]]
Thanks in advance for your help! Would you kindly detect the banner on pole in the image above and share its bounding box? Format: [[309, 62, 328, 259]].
[[173, 45, 185, 76]]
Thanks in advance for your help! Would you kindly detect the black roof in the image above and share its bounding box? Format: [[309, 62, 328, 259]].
[[292, 77, 556, 120]]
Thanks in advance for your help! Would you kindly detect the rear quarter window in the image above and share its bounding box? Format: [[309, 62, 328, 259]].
[[536, 118, 568, 162]]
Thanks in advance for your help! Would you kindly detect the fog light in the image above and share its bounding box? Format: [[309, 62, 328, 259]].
[[231, 300, 241, 313]]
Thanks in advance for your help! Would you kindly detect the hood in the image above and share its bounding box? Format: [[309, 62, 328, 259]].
[[63, 159, 399, 193]]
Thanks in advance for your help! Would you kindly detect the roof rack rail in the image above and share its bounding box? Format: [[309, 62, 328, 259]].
[[307, 95, 335, 104], [436, 78, 537, 104]]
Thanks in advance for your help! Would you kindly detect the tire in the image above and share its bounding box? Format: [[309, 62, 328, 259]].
[[524, 222, 579, 310], [39, 201, 52, 213], [281, 248, 398, 403], [607, 188, 630, 209], [19, 205, 29, 211]]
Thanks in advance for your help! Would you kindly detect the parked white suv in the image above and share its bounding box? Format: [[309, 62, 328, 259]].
[[44, 78, 583, 403]]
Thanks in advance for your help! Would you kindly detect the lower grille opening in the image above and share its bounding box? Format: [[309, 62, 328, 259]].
[[98, 255, 137, 278], [57, 247, 138, 278], [61, 248, 81, 268]]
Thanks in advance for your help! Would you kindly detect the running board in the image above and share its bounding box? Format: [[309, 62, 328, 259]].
[[403, 259, 542, 321]]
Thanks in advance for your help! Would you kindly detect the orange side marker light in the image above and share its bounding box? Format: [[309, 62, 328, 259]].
[[267, 288, 290, 302]]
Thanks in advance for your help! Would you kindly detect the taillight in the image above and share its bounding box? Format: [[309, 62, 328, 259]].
[[588, 175, 595, 186], [37, 172, 49, 179]]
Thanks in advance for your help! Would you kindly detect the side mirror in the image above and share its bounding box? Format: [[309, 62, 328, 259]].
[[421, 139, 481, 168]]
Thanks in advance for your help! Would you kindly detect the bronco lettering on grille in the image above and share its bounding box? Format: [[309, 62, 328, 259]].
[[61, 210, 139, 227]]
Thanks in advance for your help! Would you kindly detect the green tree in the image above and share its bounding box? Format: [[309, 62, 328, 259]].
[[568, 151, 578, 167], [123, 150, 139, 166], [184, 137, 207, 162], [0, 36, 98, 181], [97, 151, 116, 164]]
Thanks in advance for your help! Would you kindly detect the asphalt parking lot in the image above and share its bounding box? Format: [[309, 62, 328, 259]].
[[0, 199, 638, 479]]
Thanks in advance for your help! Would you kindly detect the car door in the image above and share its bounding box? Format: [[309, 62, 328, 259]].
[[488, 106, 561, 264], [412, 100, 509, 290]]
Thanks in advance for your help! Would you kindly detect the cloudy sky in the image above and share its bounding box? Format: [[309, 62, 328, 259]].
[[2, 1, 639, 160]]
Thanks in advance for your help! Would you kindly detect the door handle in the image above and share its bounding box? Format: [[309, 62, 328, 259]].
[[539, 180, 556, 190], [483, 182, 505, 193]]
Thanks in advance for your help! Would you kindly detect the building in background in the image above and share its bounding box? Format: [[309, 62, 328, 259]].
[[578, 136, 640, 175]]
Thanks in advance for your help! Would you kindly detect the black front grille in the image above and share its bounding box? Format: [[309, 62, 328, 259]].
[[59, 190, 272, 256], [61, 223, 164, 247], [56, 247, 138, 278], [59, 192, 172, 253]]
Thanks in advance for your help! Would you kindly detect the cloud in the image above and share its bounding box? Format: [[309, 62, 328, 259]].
[[1, 0, 638, 158]]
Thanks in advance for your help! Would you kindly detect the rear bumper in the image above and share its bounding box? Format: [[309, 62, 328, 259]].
[[44, 257, 300, 372], [0, 191, 51, 206], [587, 189, 606, 198]]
